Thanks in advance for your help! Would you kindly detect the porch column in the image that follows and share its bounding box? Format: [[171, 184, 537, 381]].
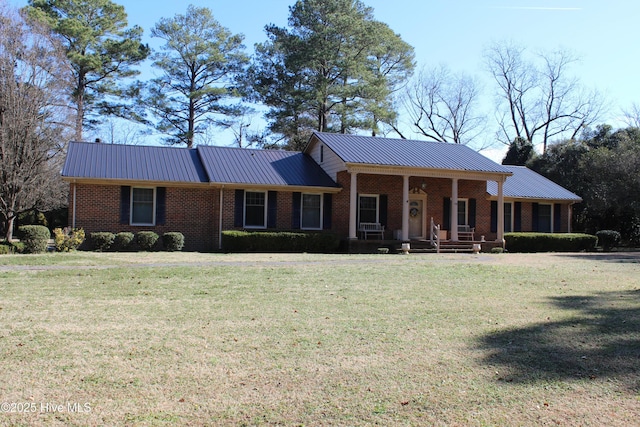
[[349, 171, 358, 239], [401, 175, 410, 241], [568, 203, 573, 233], [497, 179, 505, 242], [451, 178, 459, 241]]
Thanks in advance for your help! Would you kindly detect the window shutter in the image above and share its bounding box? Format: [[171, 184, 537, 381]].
[[156, 187, 166, 226], [468, 198, 476, 228], [267, 191, 277, 228], [443, 197, 451, 230], [532, 203, 539, 232], [120, 186, 131, 225], [379, 195, 388, 227], [514, 202, 522, 232], [490, 201, 497, 233], [292, 192, 301, 229], [554, 203, 562, 232], [234, 189, 244, 227], [323, 193, 332, 230]]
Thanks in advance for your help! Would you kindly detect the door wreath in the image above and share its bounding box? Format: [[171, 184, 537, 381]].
[[410, 207, 419, 217]]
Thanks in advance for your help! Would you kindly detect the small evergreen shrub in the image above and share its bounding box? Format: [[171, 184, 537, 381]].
[[136, 231, 159, 251], [222, 231, 340, 253], [53, 227, 85, 252], [90, 232, 115, 251], [0, 243, 12, 255], [162, 232, 185, 251], [112, 232, 135, 251], [505, 232, 597, 253], [18, 225, 50, 254], [595, 230, 621, 252]]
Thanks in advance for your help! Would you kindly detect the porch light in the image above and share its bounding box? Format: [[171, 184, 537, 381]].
[[421, 180, 426, 190]]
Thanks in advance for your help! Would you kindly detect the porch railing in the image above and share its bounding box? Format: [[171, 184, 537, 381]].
[[430, 217, 441, 254]]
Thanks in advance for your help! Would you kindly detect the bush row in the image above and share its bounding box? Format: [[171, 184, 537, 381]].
[[89, 231, 184, 252], [222, 230, 340, 253], [504, 232, 597, 253]]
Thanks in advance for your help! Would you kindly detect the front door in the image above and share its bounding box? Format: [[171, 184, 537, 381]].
[[409, 195, 426, 239]]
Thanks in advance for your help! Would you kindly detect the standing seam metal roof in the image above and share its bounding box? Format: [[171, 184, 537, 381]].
[[311, 132, 512, 174], [486, 165, 582, 201]]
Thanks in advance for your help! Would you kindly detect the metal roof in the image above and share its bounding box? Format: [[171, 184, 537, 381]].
[[311, 132, 512, 174], [487, 165, 582, 201], [197, 146, 338, 188], [62, 142, 209, 183]]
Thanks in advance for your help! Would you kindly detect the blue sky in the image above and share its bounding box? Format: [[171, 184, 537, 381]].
[[10, 0, 639, 159]]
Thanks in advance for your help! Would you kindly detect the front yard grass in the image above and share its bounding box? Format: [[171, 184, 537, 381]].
[[0, 252, 638, 426]]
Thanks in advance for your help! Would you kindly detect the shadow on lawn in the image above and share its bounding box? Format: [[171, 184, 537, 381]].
[[477, 289, 640, 391]]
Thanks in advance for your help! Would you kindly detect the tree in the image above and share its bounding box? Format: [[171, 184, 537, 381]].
[[502, 137, 534, 165], [485, 41, 604, 153], [622, 102, 640, 128], [25, 0, 149, 141], [141, 5, 248, 148], [401, 65, 485, 144], [246, 0, 414, 149], [0, 5, 69, 240]]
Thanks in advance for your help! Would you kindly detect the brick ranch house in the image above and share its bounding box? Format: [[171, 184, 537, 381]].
[[61, 132, 582, 252]]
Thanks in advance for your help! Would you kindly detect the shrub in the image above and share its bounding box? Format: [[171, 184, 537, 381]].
[[162, 232, 184, 251], [0, 243, 12, 255], [136, 231, 159, 251], [18, 225, 51, 254], [90, 232, 115, 251], [112, 232, 135, 251], [53, 227, 85, 252], [596, 230, 621, 252], [222, 231, 340, 253], [505, 232, 597, 253]]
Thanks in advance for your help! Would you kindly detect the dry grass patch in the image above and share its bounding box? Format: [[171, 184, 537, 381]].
[[0, 252, 638, 426]]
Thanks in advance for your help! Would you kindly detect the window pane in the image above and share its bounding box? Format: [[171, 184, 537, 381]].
[[457, 200, 467, 225], [359, 196, 378, 223], [538, 204, 552, 232], [302, 194, 321, 229], [504, 203, 512, 232], [132, 188, 154, 224], [245, 192, 266, 227]]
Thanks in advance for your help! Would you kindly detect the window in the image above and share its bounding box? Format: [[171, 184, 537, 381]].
[[359, 195, 379, 223], [301, 194, 322, 229], [245, 191, 266, 228], [504, 202, 513, 232], [131, 188, 155, 225], [457, 199, 468, 225], [538, 204, 552, 232]]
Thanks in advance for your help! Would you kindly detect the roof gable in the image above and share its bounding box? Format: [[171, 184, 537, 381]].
[[197, 145, 337, 188], [62, 142, 209, 183], [309, 132, 512, 174], [487, 165, 582, 201]]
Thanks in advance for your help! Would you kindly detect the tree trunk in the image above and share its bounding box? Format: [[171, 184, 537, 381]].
[[75, 74, 85, 141], [5, 216, 15, 242]]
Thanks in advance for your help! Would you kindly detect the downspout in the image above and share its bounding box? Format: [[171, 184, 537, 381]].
[[218, 185, 224, 250], [72, 182, 77, 228]]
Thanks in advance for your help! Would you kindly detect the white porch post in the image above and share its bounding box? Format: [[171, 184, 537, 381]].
[[401, 175, 410, 241], [451, 178, 459, 241], [349, 171, 358, 239], [497, 179, 505, 242], [568, 203, 573, 233]]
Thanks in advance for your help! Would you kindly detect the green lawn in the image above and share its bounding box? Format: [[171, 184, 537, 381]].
[[0, 252, 638, 426]]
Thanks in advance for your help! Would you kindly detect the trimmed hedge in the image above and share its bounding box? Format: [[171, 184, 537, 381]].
[[136, 231, 159, 251], [90, 232, 115, 251], [113, 232, 135, 251], [162, 232, 184, 252], [222, 231, 340, 253], [595, 230, 621, 252], [505, 232, 597, 253], [18, 225, 51, 253], [53, 227, 85, 252]]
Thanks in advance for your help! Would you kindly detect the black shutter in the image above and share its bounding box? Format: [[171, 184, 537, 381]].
[[120, 186, 131, 225], [379, 195, 388, 227], [156, 187, 166, 226], [554, 203, 562, 232], [267, 191, 277, 228], [532, 203, 539, 232], [292, 192, 301, 229], [323, 193, 332, 230], [490, 200, 497, 233], [234, 189, 244, 227], [443, 197, 451, 230], [468, 198, 476, 228], [514, 202, 522, 232]]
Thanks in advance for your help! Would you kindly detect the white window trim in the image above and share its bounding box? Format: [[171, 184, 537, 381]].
[[457, 198, 469, 226], [538, 203, 553, 233], [130, 187, 156, 226], [301, 193, 323, 230], [244, 190, 267, 229], [358, 194, 379, 224]]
